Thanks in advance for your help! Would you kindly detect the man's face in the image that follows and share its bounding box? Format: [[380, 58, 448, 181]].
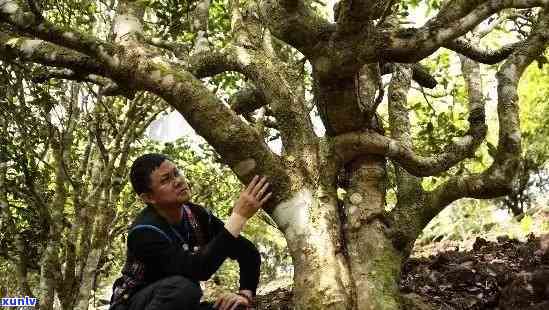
[[141, 160, 191, 208]]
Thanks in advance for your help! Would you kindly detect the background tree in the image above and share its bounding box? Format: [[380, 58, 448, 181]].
[[2, 0, 549, 309], [0, 61, 165, 309]]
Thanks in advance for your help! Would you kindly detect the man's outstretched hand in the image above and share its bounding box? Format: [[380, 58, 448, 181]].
[[233, 175, 271, 219], [213, 292, 251, 310], [225, 175, 272, 237]]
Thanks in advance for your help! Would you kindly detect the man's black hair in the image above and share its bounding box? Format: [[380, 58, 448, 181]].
[[130, 153, 170, 195]]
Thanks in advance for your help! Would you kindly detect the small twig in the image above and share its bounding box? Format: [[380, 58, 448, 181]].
[[412, 86, 448, 98], [419, 86, 437, 117]]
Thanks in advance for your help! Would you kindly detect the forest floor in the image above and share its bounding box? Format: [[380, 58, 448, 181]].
[[255, 234, 549, 310]]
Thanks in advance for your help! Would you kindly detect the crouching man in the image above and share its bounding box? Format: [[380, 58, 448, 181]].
[[110, 153, 271, 310]]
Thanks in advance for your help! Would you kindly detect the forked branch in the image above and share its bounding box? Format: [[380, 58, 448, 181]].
[[425, 8, 549, 226], [444, 38, 525, 64], [258, 0, 333, 58], [376, 0, 549, 62]]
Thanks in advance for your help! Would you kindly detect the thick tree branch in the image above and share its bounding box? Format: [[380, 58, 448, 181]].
[[425, 8, 549, 227], [386, 65, 420, 182], [0, 32, 108, 76], [334, 122, 485, 177], [357, 63, 383, 123], [191, 0, 211, 54], [383, 65, 426, 253], [229, 85, 268, 114], [257, 0, 333, 58], [187, 1, 314, 159], [187, 41, 317, 163], [444, 38, 525, 64], [187, 0, 319, 166], [186, 49, 241, 78], [335, 0, 396, 33], [377, 0, 549, 63], [31, 68, 111, 85], [242, 52, 317, 157]]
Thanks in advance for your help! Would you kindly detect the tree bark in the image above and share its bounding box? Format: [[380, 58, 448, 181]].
[[343, 157, 402, 310], [273, 188, 353, 309]]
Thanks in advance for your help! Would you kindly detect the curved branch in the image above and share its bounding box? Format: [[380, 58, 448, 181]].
[[384, 64, 426, 253], [186, 49, 241, 78], [334, 124, 485, 177], [0, 32, 107, 76], [335, 0, 396, 33], [386, 65, 420, 183], [229, 85, 268, 114], [31, 68, 111, 85], [257, 0, 333, 58], [377, 0, 549, 63], [444, 38, 524, 64], [187, 44, 317, 158], [425, 8, 549, 226], [336, 46, 489, 176]]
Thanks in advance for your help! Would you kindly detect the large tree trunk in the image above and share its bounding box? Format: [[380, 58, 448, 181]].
[[273, 149, 405, 309], [277, 186, 404, 310], [273, 188, 353, 309], [342, 156, 403, 310]]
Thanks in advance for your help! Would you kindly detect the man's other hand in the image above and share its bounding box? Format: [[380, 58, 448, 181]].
[[213, 292, 250, 310]]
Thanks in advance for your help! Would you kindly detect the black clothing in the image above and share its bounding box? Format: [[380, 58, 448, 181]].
[[125, 276, 204, 310], [110, 203, 261, 308]]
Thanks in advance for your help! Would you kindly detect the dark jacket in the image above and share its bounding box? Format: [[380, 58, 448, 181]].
[[110, 203, 261, 306]]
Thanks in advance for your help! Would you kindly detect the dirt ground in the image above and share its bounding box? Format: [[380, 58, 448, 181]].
[[255, 234, 549, 310]]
